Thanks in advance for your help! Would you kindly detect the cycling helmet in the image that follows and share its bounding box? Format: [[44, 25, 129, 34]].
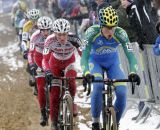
[[52, 18, 70, 33], [37, 16, 53, 29], [98, 6, 118, 27], [18, 0, 27, 11], [28, 9, 41, 20]]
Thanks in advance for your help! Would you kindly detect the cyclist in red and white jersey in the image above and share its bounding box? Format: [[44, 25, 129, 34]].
[[42, 18, 82, 130], [28, 16, 53, 126]]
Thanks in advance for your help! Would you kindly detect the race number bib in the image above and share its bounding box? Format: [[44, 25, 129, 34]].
[[43, 48, 49, 55]]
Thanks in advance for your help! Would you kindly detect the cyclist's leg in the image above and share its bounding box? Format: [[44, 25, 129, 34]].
[[89, 58, 103, 123], [50, 67, 61, 125], [65, 61, 78, 116], [65, 62, 77, 97], [36, 72, 46, 126], [36, 71, 46, 108], [107, 62, 127, 124]]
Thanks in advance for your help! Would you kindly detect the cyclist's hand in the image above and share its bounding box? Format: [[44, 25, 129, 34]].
[[23, 50, 28, 59], [45, 70, 53, 83], [128, 73, 140, 85], [83, 74, 94, 87], [29, 64, 36, 76]]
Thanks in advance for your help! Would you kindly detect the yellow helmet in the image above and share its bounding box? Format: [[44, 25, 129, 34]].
[[18, 1, 27, 11], [98, 6, 118, 27]]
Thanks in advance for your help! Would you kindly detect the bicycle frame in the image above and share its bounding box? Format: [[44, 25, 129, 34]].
[[91, 79, 132, 130], [51, 76, 83, 130]]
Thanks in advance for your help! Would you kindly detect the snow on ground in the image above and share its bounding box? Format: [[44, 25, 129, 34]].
[[75, 88, 160, 130], [120, 107, 160, 130], [0, 42, 24, 71]]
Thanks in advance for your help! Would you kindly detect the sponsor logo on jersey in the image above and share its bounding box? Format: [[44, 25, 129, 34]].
[[97, 40, 103, 45], [95, 46, 117, 55], [126, 42, 133, 51]]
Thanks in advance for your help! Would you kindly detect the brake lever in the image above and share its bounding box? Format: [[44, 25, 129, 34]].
[[131, 82, 135, 94]]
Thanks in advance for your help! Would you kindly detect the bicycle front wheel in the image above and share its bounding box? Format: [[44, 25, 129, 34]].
[[63, 95, 73, 130], [106, 106, 117, 130]]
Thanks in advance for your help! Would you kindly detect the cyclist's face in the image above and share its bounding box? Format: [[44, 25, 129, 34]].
[[41, 29, 50, 38], [101, 26, 116, 39], [55, 33, 68, 44]]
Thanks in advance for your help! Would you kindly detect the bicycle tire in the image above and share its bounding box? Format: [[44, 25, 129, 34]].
[[63, 94, 73, 130], [106, 106, 117, 130]]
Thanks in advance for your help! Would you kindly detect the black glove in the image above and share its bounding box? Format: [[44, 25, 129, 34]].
[[128, 73, 141, 85], [83, 74, 94, 87], [29, 64, 36, 76], [45, 70, 53, 83], [23, 50, 28, 59]]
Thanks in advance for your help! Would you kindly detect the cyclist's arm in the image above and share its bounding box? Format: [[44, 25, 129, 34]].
[[42, 37, 52, 72], [153, 36, 160, 56], [68, 33, 83, 56], [115, 27, 138, 73], [81, 25, 99, 75]]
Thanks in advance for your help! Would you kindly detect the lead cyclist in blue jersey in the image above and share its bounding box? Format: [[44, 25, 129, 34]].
[[81, 6, 141, 130]]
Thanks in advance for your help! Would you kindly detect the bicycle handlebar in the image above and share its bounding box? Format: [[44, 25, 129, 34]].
[[85, 78, 137, 96], [52, 76, 84, 80]]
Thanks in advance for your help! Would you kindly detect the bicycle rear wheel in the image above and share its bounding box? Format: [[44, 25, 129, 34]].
[[63, 95, 73, 130], [106, 106, 117, 130]]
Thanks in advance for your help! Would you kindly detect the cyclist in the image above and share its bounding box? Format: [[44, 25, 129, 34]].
[[28, 16, 53, 126], [81, 6, 140, 130], [42, 18, 82, 130], [21, 8, 41, 59], [11, 0, 28, 37]]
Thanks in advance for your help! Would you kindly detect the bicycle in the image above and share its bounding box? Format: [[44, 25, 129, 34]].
[[45, 75, 83, 130], [85, 78, 136, 130]]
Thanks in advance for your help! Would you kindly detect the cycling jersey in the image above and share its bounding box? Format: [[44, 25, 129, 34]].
[[22, 20, 38, 41], [28, 30, 46, 68], [81, 25, 138, 75], [42, 33, 82, 122], [42, 33, 82, 71]]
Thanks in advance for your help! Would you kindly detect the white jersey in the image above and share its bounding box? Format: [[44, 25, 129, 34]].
[[44, 33, 82, 60]]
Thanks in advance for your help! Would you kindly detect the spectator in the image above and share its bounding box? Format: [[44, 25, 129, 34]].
[[120, 0, 158, 50]]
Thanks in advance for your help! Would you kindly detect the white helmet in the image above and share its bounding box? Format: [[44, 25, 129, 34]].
[[52, 18, 70, 33], [28, 9, 40, 20], [37, 16, 53, 29]]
